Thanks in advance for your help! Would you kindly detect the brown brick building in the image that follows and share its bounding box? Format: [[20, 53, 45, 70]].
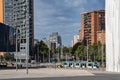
[[80, 10, 105, 45]]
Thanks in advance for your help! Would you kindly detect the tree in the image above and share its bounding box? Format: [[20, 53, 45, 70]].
[[4, 53, 14, 61], [88, 42, 106, 64], [34, 40, 49, 63], [39, 40, 49, 62], [89, 43, 98, 62], [75, 45, 84, 60], [63, 47, 69, 54], [71, 42, 82, 55]]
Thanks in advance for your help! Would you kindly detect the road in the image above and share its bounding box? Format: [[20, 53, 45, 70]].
[[1, 73, 120, 80]]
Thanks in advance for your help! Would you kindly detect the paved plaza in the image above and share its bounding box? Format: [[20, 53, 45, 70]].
[[0, 68, 93, 79], [0, 68, 120, 80]]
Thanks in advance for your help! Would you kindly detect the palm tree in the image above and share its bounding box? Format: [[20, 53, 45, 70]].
[[34, 40, 49, 63]]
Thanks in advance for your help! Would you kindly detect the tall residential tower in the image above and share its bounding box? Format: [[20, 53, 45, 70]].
[[80, 10, 105, 45], [1, 0, 34, 59]]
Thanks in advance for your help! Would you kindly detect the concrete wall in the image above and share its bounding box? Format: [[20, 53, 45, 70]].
[[106, 0, 120, 72]]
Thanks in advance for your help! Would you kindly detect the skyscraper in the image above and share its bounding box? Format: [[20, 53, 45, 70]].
[[80, 10, 105, 45], [106, 0, 120, 72], [3, 0, 34, 59], [4, 0, 14, 27]]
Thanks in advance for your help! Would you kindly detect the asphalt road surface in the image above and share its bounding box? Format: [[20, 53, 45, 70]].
[[1, 73, 120, 80]]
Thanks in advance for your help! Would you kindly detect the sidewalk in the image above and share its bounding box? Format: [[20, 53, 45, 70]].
[[0, 68, 94, 79]]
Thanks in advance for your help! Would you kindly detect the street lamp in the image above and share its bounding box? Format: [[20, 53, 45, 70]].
[[86, 28, 90, 68], [87, 39, 89, 68], [101, 30, 104, 69], [24, 0, 29, 74], [15, 27, 18, 71], [57, 44, 60, 62], [48, 47, 51, 63]]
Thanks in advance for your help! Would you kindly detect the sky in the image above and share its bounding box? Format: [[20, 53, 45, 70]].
[[34, 0, 105, 46]]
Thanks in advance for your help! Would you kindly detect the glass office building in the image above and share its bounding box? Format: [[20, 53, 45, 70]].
[[0, 23, 15, 52]]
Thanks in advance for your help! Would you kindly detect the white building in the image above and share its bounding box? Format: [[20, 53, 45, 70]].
[[71, 35, 80, 47], [49, 32, 62, 49], [106, 0, 120, 72]]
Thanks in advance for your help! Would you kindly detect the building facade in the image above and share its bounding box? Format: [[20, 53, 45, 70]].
[[48, 32, 62, 49], [0, 23, 15, 52], [1, 0, 34, 59], [4, 0, 14, 27], [97, 30, 105, 44], [106, 0, 120, 72], [71, 34, 80, 47], [80, 10, 105, 45]]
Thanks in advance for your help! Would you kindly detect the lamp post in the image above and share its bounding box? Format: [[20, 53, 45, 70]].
[[98, 31, 104, 69], [25, 26, 29, 74], [49, 47, 51, 63], [57, 44, 60, 62], [15, 27, 18, 71], [102, 43, 104, 69], [101, 30, 104, 69], [25, 0, 29, 74], [37, 44, 39, 63], [87, 39, 89, 68]]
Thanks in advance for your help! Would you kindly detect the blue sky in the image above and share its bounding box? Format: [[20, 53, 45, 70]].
[[34, 0, 105, 46]]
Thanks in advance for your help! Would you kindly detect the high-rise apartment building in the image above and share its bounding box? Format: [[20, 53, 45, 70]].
[[80, 10, 105, 45], [0, 0, 34, 59]]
